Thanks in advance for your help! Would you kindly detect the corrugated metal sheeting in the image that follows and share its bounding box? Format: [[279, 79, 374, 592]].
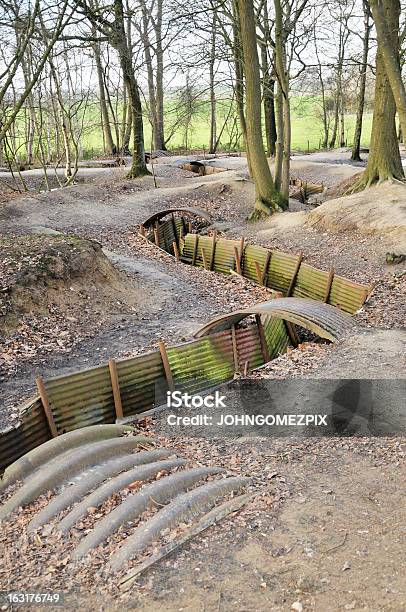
[[0, 397, 50, 472], [0, 210, 370, 471], [0, 317, 289, 472], [175, 232, 370, 314]]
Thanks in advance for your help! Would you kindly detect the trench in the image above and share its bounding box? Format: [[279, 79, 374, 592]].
[[0, 208, 371, 472]]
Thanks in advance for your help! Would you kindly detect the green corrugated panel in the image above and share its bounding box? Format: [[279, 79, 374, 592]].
[[267, 251, 301, 294], [116, 351, 167, 416], [181, 233, 198, 262], [195, 235, 215, 268], [328, 276, 369, 314], [292, 263, 329, 301], [213, 238, 240, 274], [262, 316, 290, 358], [242, 244, 271, 283], [167, 332, 235, 393]]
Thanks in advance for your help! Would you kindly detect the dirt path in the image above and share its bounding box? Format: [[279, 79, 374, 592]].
[[130, 439, 405, 612]]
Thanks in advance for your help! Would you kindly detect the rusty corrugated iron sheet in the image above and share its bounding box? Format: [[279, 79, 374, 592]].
[[142, 207, 212, 228], [194, 297, 354, 342], [116, 351, 167, 416], [0, 397, 50, 472], [44, 364, 115, 434], [0, 316, 280, 471]]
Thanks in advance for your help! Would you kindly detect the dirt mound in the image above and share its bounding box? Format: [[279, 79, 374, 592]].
[[0, 234, 141, 335], [306, 182, 406, 249]]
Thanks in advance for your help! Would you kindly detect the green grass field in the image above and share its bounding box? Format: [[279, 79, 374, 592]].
[[80, 95, 373, 156]]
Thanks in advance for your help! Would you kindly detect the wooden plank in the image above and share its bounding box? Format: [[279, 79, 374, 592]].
[[255, 315, 271, 362], [284, 321, 299, 347], [202, 247, 209, 270], [171, 214, 179, 248], [153, 225, 160, 247], [158, 340, 175, 392], [210, 232, 217, 270], [239, 237, 245, 270], [109, 359, 123, 420], [233, 246, 242, 275], [255, 261, 263, 285], [173, 241, 180, 261], [139, 225, 146, 237], [192, 234, 199, 266], [287, 252, 303, 296], [36, 377, 58, 438], [324, 268, 335, 303], [262, 250, 272, 285], [231, 325, 239, 372]]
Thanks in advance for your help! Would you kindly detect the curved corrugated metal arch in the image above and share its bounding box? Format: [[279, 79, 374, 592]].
[[194, 297, 354, 342], [142, 207, 212, 228]]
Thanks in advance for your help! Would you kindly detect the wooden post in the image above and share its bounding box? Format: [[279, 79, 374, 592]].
[[239, 237, 245, 271], [287, 252, 303, 296], [233, 246, 242, 275], [284, 321, 299, 348], [255, 261, 263, 285], [173, 241, 180, 261], [324, 268, 335, 303], [36, 377, 58, 438], [202, 247, 209, 270], [243, 361, 249, 376], [139, 225, 146, 237], [171, 215, 179, 248], [158, 340, 175, 392], [262, 250, 272, 286], [255, 315, 270, 362], [192, 234, 199, 266], [109, 359, 123, 420], [181, 216, 187, 236], [231, 325, 239, 373], [188, 221, 192, 234], [153, 226, 160, 247], [210, 231, 217, 270]]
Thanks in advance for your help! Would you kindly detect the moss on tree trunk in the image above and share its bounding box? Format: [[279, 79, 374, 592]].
[[236, 0, 286, 218], [351, 0, 404, 190]]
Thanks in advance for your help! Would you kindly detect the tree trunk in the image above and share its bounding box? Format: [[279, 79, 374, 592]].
[[274, 0, 290, 203], [112, 0, 149, 177], [93, 36, 116, 155], [351, 0, 371, 161], [369, 0, 406, 140], [261, 2, 277, 157], [236, 0, 285, 217], [209, 11, 217, 154], [359, 0, 403, 186], [274, 81, 284, 190]]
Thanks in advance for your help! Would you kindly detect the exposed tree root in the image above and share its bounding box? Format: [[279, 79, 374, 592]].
[[344, 172, 406, 196], [126, 166, 152, 179], [248, 196, 287, 221]]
